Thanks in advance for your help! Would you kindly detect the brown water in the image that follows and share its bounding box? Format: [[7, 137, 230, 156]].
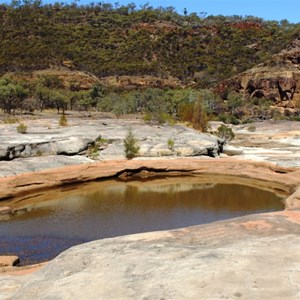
[[0, 177, 285, 265]]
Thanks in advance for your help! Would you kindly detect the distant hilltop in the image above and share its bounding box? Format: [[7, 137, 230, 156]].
[[0, 1, 299, 89]]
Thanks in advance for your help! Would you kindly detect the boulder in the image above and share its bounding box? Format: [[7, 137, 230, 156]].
[[0, 256, 19, 267], [223, 145, 244, 156]]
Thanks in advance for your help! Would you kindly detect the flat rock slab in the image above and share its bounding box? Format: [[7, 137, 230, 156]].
[[0, 156, 93, 177], [1, 210, 300, 299], [214, 120, 300, 167], [0, 118, 221, 177]]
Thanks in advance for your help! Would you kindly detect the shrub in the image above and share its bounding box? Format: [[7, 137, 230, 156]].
[[191, 100, 208, 132], [247, 125, 256, 132], [17, 122, 27, 134], [59, 114, 68, 126], [4, 117, 19, 124], [143, 113, 152, 123], [143, 111, 175, 125], [87, 137, 109, 160], [87, 143, 99, 159], [167, 138, 175, 151], [215, 124, 235, 143], [124, 128, 140, 159]]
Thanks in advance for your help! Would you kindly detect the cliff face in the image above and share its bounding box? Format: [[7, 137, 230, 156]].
[[217, 38, 300, 107]]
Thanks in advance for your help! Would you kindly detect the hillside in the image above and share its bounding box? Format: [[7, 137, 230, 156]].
[[217, 38, 300, 109], [0, 1, 300, 88]]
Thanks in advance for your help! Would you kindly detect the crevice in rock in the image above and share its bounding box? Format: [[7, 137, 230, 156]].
[[114, 166, 196, 180], [15, 182, 44, 188]]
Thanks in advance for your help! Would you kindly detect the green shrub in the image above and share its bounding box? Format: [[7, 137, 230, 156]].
[[291, 116, 300, 122], [167, 138, 175, 151], [87, 143, 99, 159], [124, 128, 140, 159], [228, 115, 240, 125], [87, 137, 109, 159], [247, 125, 256, 132], [4, 117, 19, 124], [143, 113, 152, 123], [215, 124, 235, 143], [59, 114, 68, 126], [143, 111, 175, 125], [17, 122, 27, 134], [217, 114, 228, 123]]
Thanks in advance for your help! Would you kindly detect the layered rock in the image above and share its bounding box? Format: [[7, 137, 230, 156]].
[[0, 118, 222, 176], [217, 38, 300, 106]]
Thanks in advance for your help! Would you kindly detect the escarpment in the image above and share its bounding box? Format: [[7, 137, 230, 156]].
[[217, 38, 300, 108]]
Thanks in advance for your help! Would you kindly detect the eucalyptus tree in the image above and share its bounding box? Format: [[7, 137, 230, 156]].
[[0, 78, 28, 114]]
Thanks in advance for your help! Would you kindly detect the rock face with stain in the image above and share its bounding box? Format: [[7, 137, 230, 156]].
[[217, 38, 300, 106]]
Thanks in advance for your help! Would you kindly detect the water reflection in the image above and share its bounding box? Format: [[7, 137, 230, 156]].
[[0, 178, 285, 265]]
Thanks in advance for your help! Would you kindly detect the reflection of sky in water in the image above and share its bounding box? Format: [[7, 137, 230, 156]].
[[0, 180, 284, 264]]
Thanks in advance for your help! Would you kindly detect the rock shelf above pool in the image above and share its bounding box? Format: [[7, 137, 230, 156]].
[[0, 118, 222, 176]]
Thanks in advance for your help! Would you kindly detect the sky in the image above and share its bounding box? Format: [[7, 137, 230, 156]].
[[0, 0, 298, 23], [76, 0, 299, 23]]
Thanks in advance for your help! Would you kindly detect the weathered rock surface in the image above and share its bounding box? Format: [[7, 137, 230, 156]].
[[0, 119, 101, 160], [0, 156, 93, 178], [211, 120, 300, 167], [217, 38, 300, 105], [1, 210, 300, 299], [0, 117, 221, 176]]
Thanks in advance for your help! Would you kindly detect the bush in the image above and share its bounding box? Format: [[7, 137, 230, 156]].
[[247, 125, 256, 132], [4, 117, 19, 124], [124, 128, 140, 159], [167, 138, 175, 151], [87, 137, 109, 160], [17, 122, 27, 134], [59, 114, 68, 126], [215, 124, 235, 143], [191, 100, 208, 132]]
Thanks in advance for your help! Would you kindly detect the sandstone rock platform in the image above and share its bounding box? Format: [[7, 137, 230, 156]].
[[0, 116, 221, 177], [1, 210, 300, 299], [2, 117, 300, 299]]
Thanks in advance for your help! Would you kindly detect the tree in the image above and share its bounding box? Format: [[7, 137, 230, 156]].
[[0, 78, 27, 114], [90, 84, 104, 109], [124, 127, 140, 159], [192, 99, 208, 132], [227, 92, 243, 114]]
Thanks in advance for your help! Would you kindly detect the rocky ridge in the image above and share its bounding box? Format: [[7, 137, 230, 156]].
[[217, 38, 300, 107]]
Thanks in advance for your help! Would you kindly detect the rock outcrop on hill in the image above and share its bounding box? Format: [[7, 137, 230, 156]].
[[217, 38, 300, 107]]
